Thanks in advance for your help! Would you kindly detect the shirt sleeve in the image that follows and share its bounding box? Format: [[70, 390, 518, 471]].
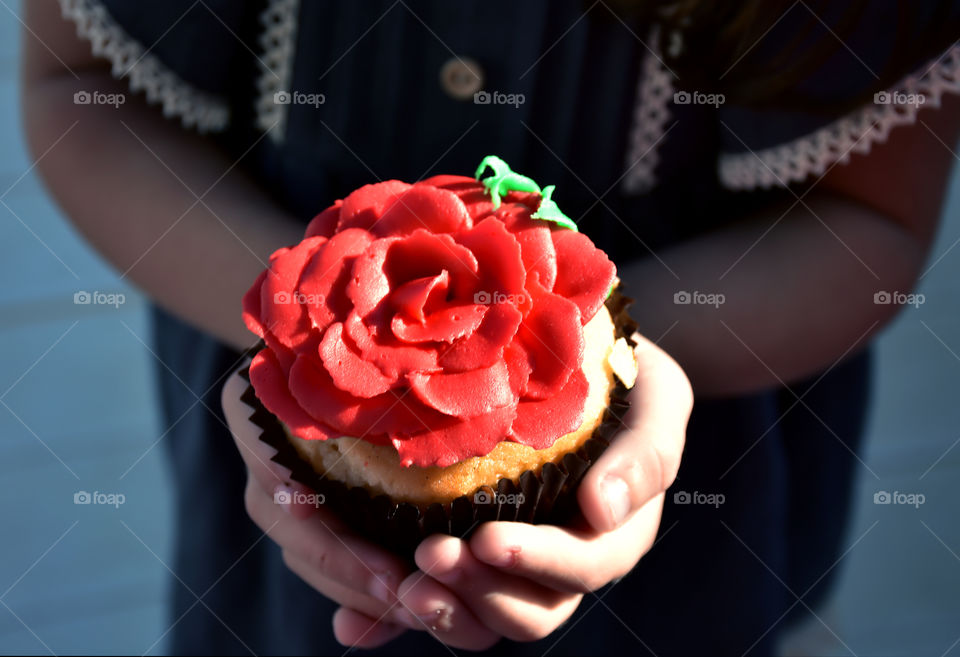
[[716, 0, 960, 190], [60, 0, 259, 133]]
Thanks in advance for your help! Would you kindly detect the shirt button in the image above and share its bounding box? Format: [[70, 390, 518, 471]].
[[439, 57, 484, 101]]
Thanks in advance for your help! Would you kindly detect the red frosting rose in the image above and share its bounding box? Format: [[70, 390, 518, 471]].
[[242, 175, 616, 467]]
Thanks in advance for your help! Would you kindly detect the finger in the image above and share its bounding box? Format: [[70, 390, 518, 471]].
[[332, 607, 406, 649], [579, 333, 692, 532], [222, 366, 316, 518], [245, 477, 411, 603], [394, 571, 501, 650], [415, 535, 582, 642], [471, 493, 665, 593], [283, 550, 411, 628]]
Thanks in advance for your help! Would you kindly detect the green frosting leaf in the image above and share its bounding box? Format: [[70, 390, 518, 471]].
[[475, 155, 540, 209], [474, 155, 577, 231], [530, 185, 578, 232]]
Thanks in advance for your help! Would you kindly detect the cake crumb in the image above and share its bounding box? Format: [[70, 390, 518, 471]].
[[608, 337, 639, 389]]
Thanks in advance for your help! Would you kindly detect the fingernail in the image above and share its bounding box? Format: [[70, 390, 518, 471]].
[[272, 484, 294, 515], [418, 607, 453, 633], [394, 605, 452, 633], [368, 571, 395, 604], [601, 475, 631, 528]]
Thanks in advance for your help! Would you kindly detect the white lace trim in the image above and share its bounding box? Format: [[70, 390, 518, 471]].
[[622, 34, 675, 195], [255, 0, 301, 142], [719, 44, 960, 190], [60, 0, 229, 133]]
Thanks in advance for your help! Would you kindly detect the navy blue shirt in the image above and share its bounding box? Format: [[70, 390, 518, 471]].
[[72, 0, 960, 653]]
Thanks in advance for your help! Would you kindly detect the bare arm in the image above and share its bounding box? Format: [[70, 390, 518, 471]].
[[23, 1, 960, 394], [625, 96, 960, 397], [21, 0, 303, 351]]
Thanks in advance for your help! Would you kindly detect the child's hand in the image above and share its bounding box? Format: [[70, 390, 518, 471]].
[[222, 332, 691, 649], [222, 369, 418, 647], [332, 334, 692, 649]]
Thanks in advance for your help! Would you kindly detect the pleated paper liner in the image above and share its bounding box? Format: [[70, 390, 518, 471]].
[[237, 291, 637, 560]]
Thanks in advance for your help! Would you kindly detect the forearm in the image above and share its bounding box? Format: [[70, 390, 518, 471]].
[[23, 71, 302, 351], [624, 193, 927, 397]]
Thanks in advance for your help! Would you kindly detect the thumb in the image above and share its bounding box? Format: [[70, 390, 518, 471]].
[[221, 359, 316, 518], [578, 333, 693, 533]]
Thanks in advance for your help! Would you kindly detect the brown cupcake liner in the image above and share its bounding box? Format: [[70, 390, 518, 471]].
[[235, 291, 636, 560]]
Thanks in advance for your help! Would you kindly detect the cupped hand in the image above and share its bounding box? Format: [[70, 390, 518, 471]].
[[222, 332, 691, 649]]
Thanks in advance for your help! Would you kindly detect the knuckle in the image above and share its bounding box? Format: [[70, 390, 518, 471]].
[[299, 541, 337, 577]]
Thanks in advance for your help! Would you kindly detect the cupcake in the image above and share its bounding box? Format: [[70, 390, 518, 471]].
[[238, 156, 639, 556]]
